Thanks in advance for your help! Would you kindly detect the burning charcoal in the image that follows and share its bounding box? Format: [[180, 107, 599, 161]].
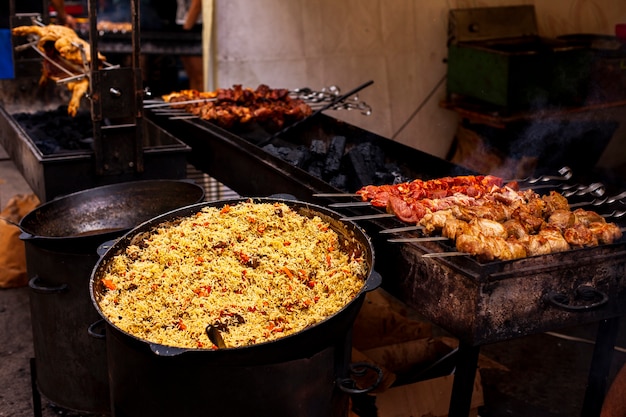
[[310, 139, 326, 156], [285, 147, 310, 168], [13, 106, 93, 154], [372, 164, 408, 185], [344, 142, 386, 189], [324, 135, 346, 177], [328, 174, 347, 190], [262, 144, 310, 168], [262, 143, 281, 158], [385, 165, 410, 184], [307, 159, 324, 179]]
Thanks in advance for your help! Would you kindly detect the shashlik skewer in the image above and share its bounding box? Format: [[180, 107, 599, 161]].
[[333, 171, 622, 260], [157, 84, 315, 129], [569, 190, 626, 208], [507, 166, 573, 183], [414, 193, 622, 261], [345, 171, 622, 261]]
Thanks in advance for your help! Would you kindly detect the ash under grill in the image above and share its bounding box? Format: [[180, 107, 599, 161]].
[[12, 106, 94, 154]]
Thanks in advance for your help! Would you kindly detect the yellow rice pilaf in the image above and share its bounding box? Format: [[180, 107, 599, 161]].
[[97, 201, 368, 349]]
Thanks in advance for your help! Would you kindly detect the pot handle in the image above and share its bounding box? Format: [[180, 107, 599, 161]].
[[336, 362, 383, 394], [97, 240, 118, 257], [363, 270, 382, 292], [28, 276, 68, 294], [545, 285, 609, 312], [88, 319, 107, 339], [149, 343, 189, 356]]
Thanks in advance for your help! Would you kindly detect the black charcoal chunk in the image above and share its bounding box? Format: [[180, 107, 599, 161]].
[[307, 160, 324, 179], [328, 174, 347, 190], [344, 142, 386, 189], [310, 139, 326, 156], [12, 105, 93, 155], [323, 135, 346, 176], [262, 144, 310, 168]]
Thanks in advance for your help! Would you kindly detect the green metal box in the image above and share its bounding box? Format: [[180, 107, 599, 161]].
[[446, 6, 593, 109]]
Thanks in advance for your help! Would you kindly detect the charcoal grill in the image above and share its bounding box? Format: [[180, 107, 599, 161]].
[[148, 106, 626, 417]]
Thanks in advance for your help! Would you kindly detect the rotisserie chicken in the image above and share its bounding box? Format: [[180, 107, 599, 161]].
[[12, 24, 106, 116]]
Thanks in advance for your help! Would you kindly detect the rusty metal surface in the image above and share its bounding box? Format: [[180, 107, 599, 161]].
[[376, 237, 626, 346], [448, 5, 538, 44]]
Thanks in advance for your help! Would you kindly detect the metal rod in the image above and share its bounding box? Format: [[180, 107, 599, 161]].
[[570, 190, 626, 208], [256, 80, 375, 147], [421, 252, 468, 258], [339, 213, 395, 221], [144, 98, 217, 109], [169, 116, 198, 120], [23, 43, 76, 77], [313, 193, 360, 198], [507, 166, 573, 184], [379, 225, 424, 234], [327, 201, 372, 208], [388, 236, 449, 243]]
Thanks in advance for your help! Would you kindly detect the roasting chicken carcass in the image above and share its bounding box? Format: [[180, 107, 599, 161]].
[[12, 24, 106, 116]]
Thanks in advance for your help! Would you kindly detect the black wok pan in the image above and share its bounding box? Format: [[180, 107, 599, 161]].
[[19, 179, 205, 252]]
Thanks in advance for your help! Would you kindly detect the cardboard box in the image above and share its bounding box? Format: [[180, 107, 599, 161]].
[[351, 290, 486, 417], [376, 372, 483, 417]]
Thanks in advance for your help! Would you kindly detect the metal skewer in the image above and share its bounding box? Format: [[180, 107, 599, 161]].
[[339, 213, 395, 221], [421, 252, 468, 258], [388, 236, 449, 243], [508, 166, 573, 184], [169, 115, 200, 120], [562, 182, 605, 198], [569, 190, 626, 208], [313, 193, 360, 198], [256, 80, 375, 147], [602, 210, 626, 219], [144, 98, 217, 109], [327, 201, 372, 208], [379, 225, 424, 234]]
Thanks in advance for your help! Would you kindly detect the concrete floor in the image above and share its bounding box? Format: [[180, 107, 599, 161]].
[[1, 142, 626, 417]]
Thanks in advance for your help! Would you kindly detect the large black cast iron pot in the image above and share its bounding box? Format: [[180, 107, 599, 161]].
[[21, 179, 205, 414], [90, 197, 381, 417]]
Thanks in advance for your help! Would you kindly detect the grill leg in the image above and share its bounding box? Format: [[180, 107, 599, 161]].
[[581, 317, 621, 417], [448, 341, 480, 417], [30, 358, 42, 417]]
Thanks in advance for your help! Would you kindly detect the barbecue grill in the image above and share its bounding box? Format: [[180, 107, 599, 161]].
[[147, 105, 626, 417]]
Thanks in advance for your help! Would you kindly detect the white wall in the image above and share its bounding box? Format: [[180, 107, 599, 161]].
[[210, 0, 626, 161]]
